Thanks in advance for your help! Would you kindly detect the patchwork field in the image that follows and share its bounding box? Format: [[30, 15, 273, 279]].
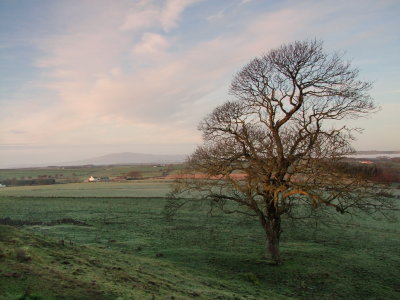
[[0, 164, 184, 184], [0, 181, 172, 198], [0, 181, 399, 299]]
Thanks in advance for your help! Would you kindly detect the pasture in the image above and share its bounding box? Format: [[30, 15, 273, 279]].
[[0, 181, 171, 198], [0, 164, 183, 184], [0, 181, 399, 299]]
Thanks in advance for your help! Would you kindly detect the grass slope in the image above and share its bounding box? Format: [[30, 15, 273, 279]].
[[0, 183, 399, 299], [1, 225, 283, 300]]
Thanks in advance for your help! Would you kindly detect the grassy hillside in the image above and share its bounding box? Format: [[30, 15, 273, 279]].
[[2, 225, 273, 300], [0, 183, 399, 299]]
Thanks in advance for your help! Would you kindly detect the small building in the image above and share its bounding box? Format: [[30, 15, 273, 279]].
[[88, 176, 99, 182]]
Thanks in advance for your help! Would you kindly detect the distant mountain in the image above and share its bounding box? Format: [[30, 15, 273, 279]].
[[70, 152, 187, 165]]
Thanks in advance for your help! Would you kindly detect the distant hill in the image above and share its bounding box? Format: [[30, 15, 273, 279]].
[[70, 152, 186, 165], [349, 150, 400, 159], [355, 150, 400, 155], [77, 151, 399, 165]]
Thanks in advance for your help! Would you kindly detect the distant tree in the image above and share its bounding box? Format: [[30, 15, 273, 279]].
[[373, 167, 400, 183], [167, 40, 394, 264], [125, 171, 143, 179]]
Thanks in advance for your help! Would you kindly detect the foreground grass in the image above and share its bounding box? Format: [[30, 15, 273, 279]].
[[0, 183, 399, 299], [2, 225, 276, 300]]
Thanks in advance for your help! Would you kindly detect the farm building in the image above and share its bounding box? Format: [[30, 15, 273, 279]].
[[88, 176, 99, 182]]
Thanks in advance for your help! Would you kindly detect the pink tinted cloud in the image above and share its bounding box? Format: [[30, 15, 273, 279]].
[[5, 0, 391, 149], [120, 0, 201, 32], [3, 3, 313, 146]]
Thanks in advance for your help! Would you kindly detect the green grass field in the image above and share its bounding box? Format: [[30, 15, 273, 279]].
[[0, 164, 184, 183], [0, 181, 172, 198], [0, 182, 399, 299]]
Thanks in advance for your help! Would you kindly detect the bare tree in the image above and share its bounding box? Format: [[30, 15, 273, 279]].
[[167, 40, 394, 264]]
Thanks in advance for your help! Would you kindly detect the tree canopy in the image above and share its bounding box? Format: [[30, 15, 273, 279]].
[[167, 40, 394, 264]]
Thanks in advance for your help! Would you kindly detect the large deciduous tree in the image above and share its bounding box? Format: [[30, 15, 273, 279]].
[[167, 40, 393, 264]]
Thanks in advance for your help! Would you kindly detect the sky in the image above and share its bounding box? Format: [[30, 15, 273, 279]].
[[1, 0, 399, 168]]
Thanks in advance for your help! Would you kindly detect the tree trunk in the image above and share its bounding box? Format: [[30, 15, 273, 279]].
[[263, 215, 282, 264]]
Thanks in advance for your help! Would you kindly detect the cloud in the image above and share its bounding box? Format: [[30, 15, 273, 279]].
[[120, 8, 159, 32], [120, 0, 200, 32], [2, 0, 399, 154], [133, 32, 171, 58], [161, 0, 200, 31], [1, 1, 314, 147], [207, 9, 226, 22]]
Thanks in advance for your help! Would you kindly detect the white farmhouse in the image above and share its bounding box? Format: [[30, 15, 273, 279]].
[[88, 176, 98, 182]]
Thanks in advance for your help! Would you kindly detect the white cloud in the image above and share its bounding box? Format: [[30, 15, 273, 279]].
[[161, 0, 200, 31], [120, 8, 159, 32], [133, 32, 171, 57], [120, 0, 200, 32], [1, 2, 315, 147], [2, 0, 399, 156]]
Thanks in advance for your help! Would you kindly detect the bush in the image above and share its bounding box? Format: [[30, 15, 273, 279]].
[[0, 178, 56, 186], [15, 247, 32, 262], [372, 167, 400, 183]]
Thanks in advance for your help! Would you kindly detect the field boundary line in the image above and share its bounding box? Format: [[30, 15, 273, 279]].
[[0, 195, 170, 200]]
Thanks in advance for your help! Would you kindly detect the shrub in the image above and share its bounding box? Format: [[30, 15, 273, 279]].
[[15, 247, 32, 262]]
